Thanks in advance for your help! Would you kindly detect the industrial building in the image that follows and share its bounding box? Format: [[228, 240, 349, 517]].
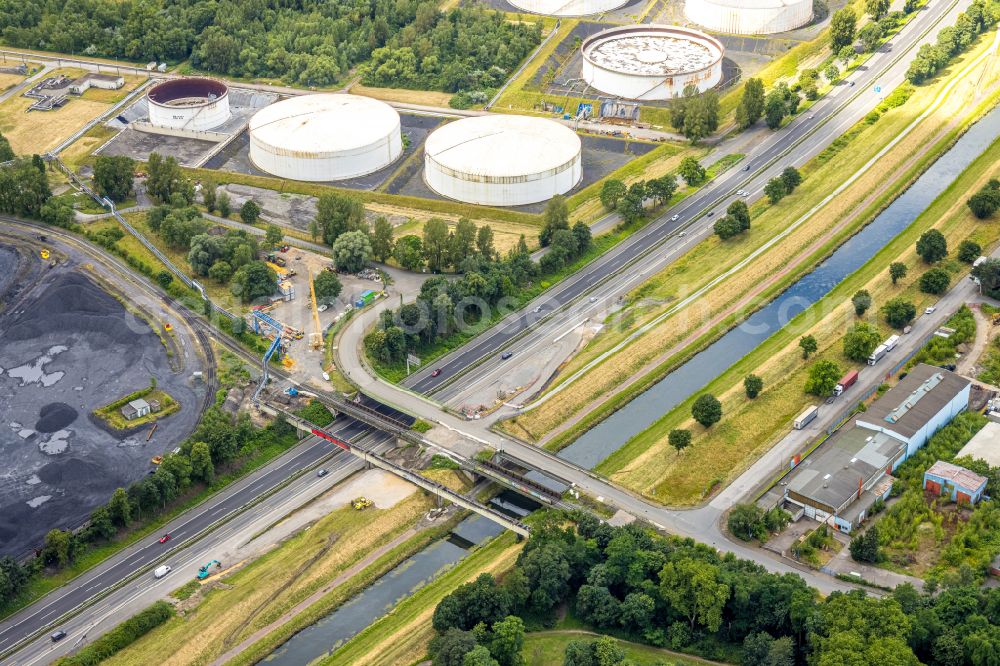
[[147, 77, 231, 131], [423, 115, 582, 207], [508, 0, 628, 16], [923, 461, 988, 505], [69, 73, 124, 95], [954, 420, 1000, 466], [685, 0, 814, 35], [121, 398, 151, 421], [581, 25, 724, 100], [782, 365, 971, 532], [248, 94, 403, 182]]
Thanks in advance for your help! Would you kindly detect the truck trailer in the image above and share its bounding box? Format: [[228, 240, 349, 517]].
[[794, 405, 819, 430], [867, 344, 888, 366], [834, 369, 859, 396]]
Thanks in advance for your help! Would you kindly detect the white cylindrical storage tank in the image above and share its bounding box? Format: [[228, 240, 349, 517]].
[[685, 0, 813, 35], [424, 115, 582, 207], [508, 0, 627, 16], [581, 25, 724, 100], [147, 78, 230, 131], [248, 94, 403, 182]]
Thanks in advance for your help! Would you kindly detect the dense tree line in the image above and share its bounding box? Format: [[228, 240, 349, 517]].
[[430, 511, 1000, 665], [598, 174, 679, 225], [360, 7, 541, 94], [0, 0, 537, 92], [907, 0, 997, 84]]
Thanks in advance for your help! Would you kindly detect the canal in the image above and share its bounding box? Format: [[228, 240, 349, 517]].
[[558, 105, 1000, 469]]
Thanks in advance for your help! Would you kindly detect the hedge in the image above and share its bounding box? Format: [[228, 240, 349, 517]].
[[54, 601, 173, 666]]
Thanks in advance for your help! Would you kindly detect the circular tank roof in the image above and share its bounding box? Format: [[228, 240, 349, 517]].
[[425, 115, 581, 180], [248, 94, 401, 158], [582, 25, 723, 76], [148, 77, 228, 106], [695, 0, 807, 8]]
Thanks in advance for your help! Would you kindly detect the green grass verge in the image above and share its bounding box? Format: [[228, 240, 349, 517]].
[[596, 92, 1000, 485], [226, 514, 468, 666], [523, 630, 726, 666]]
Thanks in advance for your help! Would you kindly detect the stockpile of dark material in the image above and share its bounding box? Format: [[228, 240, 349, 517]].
[[35, 402, 78, 433]]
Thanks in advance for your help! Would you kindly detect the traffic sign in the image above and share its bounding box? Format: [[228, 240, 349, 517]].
[[874, 85, 882, 94]]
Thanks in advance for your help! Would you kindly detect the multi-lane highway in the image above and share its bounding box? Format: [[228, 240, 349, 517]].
[[405, 0, 970, 403]]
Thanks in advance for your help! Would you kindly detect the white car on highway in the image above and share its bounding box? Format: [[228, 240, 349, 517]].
[[670, 214, 679, 222], [154, 565, 171, 579]]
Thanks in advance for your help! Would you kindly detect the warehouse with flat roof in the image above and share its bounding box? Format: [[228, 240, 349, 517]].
[[782, 364, 971, 532], [954, 420, 1000, 467]]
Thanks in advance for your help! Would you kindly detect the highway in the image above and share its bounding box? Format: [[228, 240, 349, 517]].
[[0, 223, 391, 663], [405, 0, 971, 402]]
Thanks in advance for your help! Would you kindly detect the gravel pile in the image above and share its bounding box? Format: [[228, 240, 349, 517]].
[[35, 402, 78, 433]]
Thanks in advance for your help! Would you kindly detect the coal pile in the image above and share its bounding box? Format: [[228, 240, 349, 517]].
[[35, 402, 78, 433]]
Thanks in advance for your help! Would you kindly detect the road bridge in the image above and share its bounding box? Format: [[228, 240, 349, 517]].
[[260, 402, 531, 537]]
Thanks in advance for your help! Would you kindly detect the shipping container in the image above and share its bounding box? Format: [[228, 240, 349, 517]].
[[794, 405, 819, 430]]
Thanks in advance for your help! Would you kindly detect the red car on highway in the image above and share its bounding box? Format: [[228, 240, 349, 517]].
[[158, 533, 171, 544], [431, 368, 442, 377]]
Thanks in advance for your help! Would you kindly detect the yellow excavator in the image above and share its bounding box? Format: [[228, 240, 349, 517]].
[[352, 497, 373, 510]]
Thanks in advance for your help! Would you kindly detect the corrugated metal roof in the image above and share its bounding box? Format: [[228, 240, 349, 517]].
[[925, 460, 988, 491]]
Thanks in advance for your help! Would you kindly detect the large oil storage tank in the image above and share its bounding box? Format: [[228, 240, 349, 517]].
[[581, 25, 724, 100], [508, 0, 628, 16], [248, 94, 403, 182], [424, 115, 581, 207], [685, 0, 813, 35], [147, 77, 230, 131]]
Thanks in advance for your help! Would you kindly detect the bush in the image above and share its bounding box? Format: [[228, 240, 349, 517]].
[[919, 267, 950, 295], [692, 394, 722, 427], [957, 239, 982, 263], [54, 601, 173, 666], [883, 298, 916, 328]]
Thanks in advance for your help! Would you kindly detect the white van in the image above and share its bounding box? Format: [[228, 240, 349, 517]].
[[154, 565, 171, 579]]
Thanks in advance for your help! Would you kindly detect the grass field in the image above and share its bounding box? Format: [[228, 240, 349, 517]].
[[391, 216, 540, 255], [523, 631, 727, 666], [319, 532, 523, 666], [0, 68, 143, 155], [104, 493, 435, 666], [501, 33, 1000, 451], [349, 83, 454, 107], [603, 104, 1000, 506], [0, 71, 25, 92]]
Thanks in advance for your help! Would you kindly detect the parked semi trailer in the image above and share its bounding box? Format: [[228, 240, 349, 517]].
[[834, 369, 859, 396]]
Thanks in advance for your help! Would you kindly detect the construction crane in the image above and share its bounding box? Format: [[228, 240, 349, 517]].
[[308, 270, 323, 350], [251, 310, 286, 403]]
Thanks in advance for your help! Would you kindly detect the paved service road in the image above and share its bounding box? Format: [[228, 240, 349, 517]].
[[406, 0, 970, 401]]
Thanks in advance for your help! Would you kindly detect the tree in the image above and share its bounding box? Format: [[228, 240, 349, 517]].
[[883, 297, 916, 328], [424, 218, 451, 272], [108, 487, 132, 528], [692, 394, 722, 428], [576, 585, 621, 628], [974, 258, 1000, 298], [190, 441, 214, 483], [93, 155, 134, 202], [241, 200, 262, 226], [765, 89, 787, 130], [332, 230, 372, 273], [217, 191, 231, 218], [714, 215, 743, 240], [618, 192, 645, 225], [764, 177, 787, 203], [231, 261, 277, 303], [825, 63, 841, 83], [849, 525, 880, 562], [187, 233, 226, 276], [202, 180, 217, 212], [156, 271, 174, 290], [463, 646, 499, 666], [860, 22, 883, 52], [679, 157, 706, 185], [489, 615, 525, 666], [736, 77, 766, 129], [263, 225, 283, 251], [967, 188, 1000, 218], [742, 632, 775, 666], [0, 132, 13, 161], [42, 529, 73, 568], [852, 289, 872, 316], [889, 261, 908, 284], [831, 7, 858, 51], [600, 179, 627, 210], [658, 558, 729, 632], [314, 271, 343, 304], [476, 225, 496, 259], [519, 542, 571, 612], [728, 200, 751, 231], [146, 152, 192, 204], [728, 504, 766, 541], [839, 45, 857, 65], [371, 216, 395, 262], [88, 506, 116, 541], [843, 322, 881, 361], [540, 195, 569, 247], [780, 167, 801, 192], [619, 592, 655, 632], [799, 334, 818, 358], [866, 0, 890, 20], [208, 260, 232, 283], [768, 636, 795, 666], [919, 267, 950, 294], [315, 192, 365, 245], [431, 628, 478, 666], [572, 222, 592, 254], [958, 239, 982, 263], [805, 360, 842, 396], [744, 374, 763, 399], [433, 573, 510, 632], [679, 89, 720, 141], [450, 218, 477, 266], [669, 428, 691, 455], [646, 175, 677, 206], [916, 229, 948, 263], [394, 235, 424, 271]]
